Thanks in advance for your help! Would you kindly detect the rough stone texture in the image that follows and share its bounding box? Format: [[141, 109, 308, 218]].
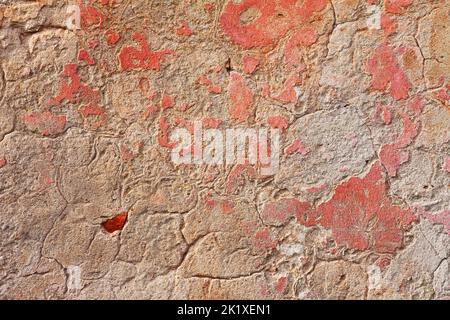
[[0, 0, 449, 300]]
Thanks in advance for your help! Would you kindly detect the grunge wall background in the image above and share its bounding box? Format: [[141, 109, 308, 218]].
[[0, 0, 448, 299]]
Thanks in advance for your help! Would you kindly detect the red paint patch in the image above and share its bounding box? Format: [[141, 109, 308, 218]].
[[118, 33, 173, 71], [274, 74, 301, 103], [424, 210, 450, 235], [261, 198, 310, 226], [102, 212, 128, 233], [381, 14, 396, 37], [242, 55, 260, 74], [284, 27, 317, 69], [284, 139, 308, 155], [379, 113, 418, 176], [308, 162, 416, 253], [120, 145, 134, 162], [0, 158, 6, 168], [204, 3, 214, 12], [161, 94, 175, 109], [366, 44, 410, 100], [384, 0, 412, 14], [79, 104, 107, 130], [219, 0, 327, 49], [267, 116, 288, 131], [78, 48, 95, 65], [253, 228, 277, 250], [49, 64, 104, 128], [197, 75, 222, 94], [105, 30, 120, 45], [158, 116, 177, 148], [202, 117, 222, 129], [79, 1, 104, 29], [23, 111, 66, 136], [275, 276, 287, 294], [228, 72, 254, 122], [408, 95, 423, 115], [176, 20, 194, 36]]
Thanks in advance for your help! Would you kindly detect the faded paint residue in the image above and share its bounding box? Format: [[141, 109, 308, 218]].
[[275, 276, 287, 293], [242, 55, 260, 74], [284, 27, 317, 69], [309, 162, 416, 253], [267, 116, 288, 131], [424, 210, 450, 235], [284, 139, 308, 156], [444, 157, 450, 173], [366, 44, 410, 100], [0, 157, 7, 168], [274, 74, 301, 103], [227, 72, 254, 122], [379, 113, 418, 176], [261, 198, 310, 226], [381, 14, 396, 37], [197, 75, 222, 94], [176, 20, 194, 36], [253, 228, 277, 250], [158, 116, 177, 148], [23, 111, 66, 136]]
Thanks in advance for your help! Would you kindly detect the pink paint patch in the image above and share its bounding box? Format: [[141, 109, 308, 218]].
[[261, 198, 310, 226], [408, 95, 423, 115], [379, 113, 418, 176], [284, 27, 317, 68], [444, 157, 450, 173], [376, 103, 392, 124], [274, 74, 301, 103], [202, 117, 222, 129], [284, 139, 308, 156], [306, 183, 327, 193], [379, 144, 409, 177], [366, 44, 410, 100], [0, 157, 6, 168], [267, 116, 288, 131], [381, 14, 396, 37], [242, 55, 260, 74], [424, 210, 450, 235], [305, 162, 417, 254], [253, 228, 277, 250], [161, 94, 175, 109], [23, 111, 66, 136]]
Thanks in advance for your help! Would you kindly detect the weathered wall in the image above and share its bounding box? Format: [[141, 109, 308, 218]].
[[0, 0, 448, 299]]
